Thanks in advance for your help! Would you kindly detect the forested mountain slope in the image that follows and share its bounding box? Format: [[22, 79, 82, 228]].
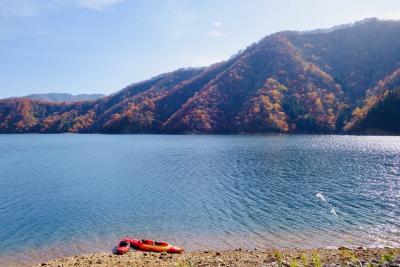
[[1, 18, 399, 134]]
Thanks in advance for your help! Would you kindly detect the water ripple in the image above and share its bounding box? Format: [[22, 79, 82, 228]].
[[0, 135, 399, 266]]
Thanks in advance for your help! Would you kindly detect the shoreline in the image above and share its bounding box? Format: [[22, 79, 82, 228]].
[[34, 247, 400, 267]]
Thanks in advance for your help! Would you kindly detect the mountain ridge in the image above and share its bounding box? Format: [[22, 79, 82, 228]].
[[6, 93, 106, 103], [1, 18, 400, 134]]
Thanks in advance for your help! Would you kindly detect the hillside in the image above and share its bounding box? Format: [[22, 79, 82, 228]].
[[1, 18, 400, 134], [22, 93, 105, 102], [347, 88, 400, 134]]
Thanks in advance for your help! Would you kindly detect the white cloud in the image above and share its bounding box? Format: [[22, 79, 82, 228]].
[[208, 21, 223, 37], [208, 30, 222, 37], [0, 0, 125, 17], [213, 21, 222, 27], [78, 0, 125, 11]]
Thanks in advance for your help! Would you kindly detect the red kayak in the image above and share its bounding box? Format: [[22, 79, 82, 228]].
[[116, 239, 130, 255], [125, 238, 183, 253]]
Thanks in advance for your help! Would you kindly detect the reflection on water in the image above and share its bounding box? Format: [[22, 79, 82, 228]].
[[0, 135, 399, 266]]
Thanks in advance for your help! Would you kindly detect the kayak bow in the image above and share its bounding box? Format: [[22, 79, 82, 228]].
[[116, 239, 130, 255]]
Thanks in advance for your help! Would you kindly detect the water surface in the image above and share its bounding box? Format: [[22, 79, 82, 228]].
[[0, 135, 399, 266]]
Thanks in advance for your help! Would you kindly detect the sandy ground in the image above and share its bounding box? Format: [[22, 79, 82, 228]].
[[34, 247, 400, 267]]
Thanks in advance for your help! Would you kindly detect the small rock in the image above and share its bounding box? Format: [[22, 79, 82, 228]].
[[40, 263, 47, 266], [215, 252, 221, 256], [338, 246, 349, 250]]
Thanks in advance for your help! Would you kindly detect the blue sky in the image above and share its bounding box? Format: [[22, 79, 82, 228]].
[[1, 0, 400, 98]]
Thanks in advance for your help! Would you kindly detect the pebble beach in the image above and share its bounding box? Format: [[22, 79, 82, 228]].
[[34, 247, 400, 267]]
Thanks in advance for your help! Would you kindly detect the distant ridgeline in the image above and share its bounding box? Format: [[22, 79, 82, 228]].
[[22, 93, 105, 103], [1, 18, 400, 134]]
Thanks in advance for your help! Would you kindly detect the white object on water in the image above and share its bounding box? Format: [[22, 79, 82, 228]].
[[330, 208, 337, 216], [316, 192, 326, 202]]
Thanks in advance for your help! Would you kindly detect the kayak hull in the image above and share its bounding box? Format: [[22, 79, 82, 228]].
[[116, 239, 131, 255], [125, 238, 183, 253]]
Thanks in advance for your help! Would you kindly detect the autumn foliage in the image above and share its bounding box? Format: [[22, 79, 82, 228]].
[[1, 18, 400, 134]]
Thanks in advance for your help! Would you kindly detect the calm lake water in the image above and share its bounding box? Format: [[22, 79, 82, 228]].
[[0, 134, 399, 266]]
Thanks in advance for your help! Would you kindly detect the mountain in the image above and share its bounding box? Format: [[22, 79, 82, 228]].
[[20, 93, 105, 102], [1, 18, 400, 134], [347, 88, 400, 134]]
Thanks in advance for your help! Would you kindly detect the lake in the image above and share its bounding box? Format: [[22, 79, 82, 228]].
[[0, 134, 399, 266]]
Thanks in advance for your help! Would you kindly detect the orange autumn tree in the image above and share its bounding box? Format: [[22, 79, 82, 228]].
[[236, 78, 289, 132]]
